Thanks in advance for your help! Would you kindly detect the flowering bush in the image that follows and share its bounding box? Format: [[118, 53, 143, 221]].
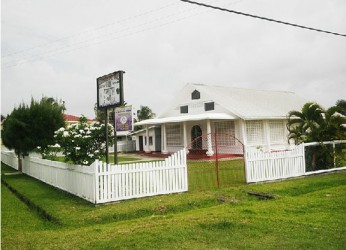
[[54, 117, 114, 165], [37, 144, 61, 160]]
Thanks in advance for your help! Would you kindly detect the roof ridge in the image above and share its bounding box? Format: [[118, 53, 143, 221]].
[[188, 83, 295, 94]]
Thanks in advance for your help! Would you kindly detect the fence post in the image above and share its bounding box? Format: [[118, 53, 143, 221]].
[[302, 142, 306, 174], [243, 145, 249, 183], [94, 160, 99, 204], [333, 141, 336, 168]]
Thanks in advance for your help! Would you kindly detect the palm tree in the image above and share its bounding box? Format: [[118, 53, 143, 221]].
[[322, 105, 346, 141], [287, 101, 346, 170], [287, 102, 325, 144]]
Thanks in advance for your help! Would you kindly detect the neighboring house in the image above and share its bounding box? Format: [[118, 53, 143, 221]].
[[131, 126, 161, 152], [64, 114, 96, 124], [134, 83, 308, 155]]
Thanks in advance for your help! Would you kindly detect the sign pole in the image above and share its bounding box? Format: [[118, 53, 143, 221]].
[[113, 108, 118, 164], [97, 70, 125, 166], [105, 108, 109, 164]]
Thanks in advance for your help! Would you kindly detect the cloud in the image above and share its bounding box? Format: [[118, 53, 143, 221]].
[[2, 0, 346, 118]]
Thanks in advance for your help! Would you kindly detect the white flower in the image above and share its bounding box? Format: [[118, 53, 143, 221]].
[[63, 131, 69, 137], [83, 160, 88, 165], [58, 127, 65, 132], [76, 147, 80, 150], [94, 150, 99, 154], [37, 146, 41, 149]]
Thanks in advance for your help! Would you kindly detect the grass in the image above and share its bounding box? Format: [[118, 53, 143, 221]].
[[1, 161, 346, 249], [187, 159, 245, 191], [53, 154, 141, 164]]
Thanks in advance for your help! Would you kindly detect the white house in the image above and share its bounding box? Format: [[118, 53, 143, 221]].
[[134, 83, 307, 156]]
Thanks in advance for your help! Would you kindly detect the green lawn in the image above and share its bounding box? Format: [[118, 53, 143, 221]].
[[188, 159, 245, 191], [53, 154, 141, 164], [1, 162, 345, 249]]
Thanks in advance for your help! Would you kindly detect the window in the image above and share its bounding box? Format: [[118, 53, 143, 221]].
[[149, 136, 153, 145], [246, 120, 264, 145], [269, 120, 285, 144], [191, 90, 200, 100], [204, 102, 214, 111], [215, 121, 235, 145], [166, 124, 182, 146], [180, 105, 188, 114]]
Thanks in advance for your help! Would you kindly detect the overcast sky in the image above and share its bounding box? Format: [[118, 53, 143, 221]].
[[2, 0, 346, 119]]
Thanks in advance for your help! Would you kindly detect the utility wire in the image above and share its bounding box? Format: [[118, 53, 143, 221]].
[[180, 0, 346, 37], [3, 0, 241, 69], [1, 2, 180, 59]]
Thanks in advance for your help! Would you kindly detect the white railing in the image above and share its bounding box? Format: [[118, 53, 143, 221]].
[[1, 151, 19, 170], [245, 140, 346, 183], [245, 144, 305, 183], [108, 140, 136, 153], [1, 149, 188, 204], [22, 156, 96, 203], [95, 148, 188, 203]]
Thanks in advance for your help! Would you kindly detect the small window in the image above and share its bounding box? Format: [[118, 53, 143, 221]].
[[191, 90, 200, 100], [180, 105, 188, 114], [204, 102, 214, 111], [149, 136, 153, 145]]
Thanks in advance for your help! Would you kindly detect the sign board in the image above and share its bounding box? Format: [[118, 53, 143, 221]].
[[97, 71, 124, 109], [115, 106, 133, 132]]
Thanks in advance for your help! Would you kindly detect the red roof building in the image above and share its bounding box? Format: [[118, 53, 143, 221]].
[[64, 114, 96, 123]]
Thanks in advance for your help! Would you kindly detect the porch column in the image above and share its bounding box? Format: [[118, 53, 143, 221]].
[[206, 119, 214, 156], [240, 120, 248, 147], [161, 124, 168, 154], [145, 125, 151, 153], [183, 122, 188, 149], [263, 120, 271, 151]]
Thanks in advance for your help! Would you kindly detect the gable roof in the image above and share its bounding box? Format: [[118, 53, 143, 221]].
[[160, 83, 308, 120]]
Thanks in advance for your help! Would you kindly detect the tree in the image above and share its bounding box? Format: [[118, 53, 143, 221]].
[[287, 102, 325, 144], [135, 105, 156, 131], [287, 101, 346, 144], [287, 101, 346, 170], [335, 99, 346, 116], [1, 97, 65, 171]]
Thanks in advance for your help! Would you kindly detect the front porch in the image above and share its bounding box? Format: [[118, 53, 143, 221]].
[[134, 115, 292, 157]]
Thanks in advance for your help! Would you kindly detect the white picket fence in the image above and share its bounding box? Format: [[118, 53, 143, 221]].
[[1, 149, 188, 204], [95, 148, 188, 203], [245, 144, 305, 183], [245, 140, 346, 183], [1, 151, 19, 170]]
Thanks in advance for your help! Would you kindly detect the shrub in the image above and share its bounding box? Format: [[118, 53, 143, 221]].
[[54, 117, 114, 165]]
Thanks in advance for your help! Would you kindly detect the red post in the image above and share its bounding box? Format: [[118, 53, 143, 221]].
[[215, 133, 220, 188]]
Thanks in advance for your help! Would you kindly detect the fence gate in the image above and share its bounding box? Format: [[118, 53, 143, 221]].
[[186, 133, 245, 191]]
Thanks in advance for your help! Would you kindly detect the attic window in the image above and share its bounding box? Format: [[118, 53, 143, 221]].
[[180, 105, 188, 114], [191, 90, 200, 100], [204, 102, 214, 111]]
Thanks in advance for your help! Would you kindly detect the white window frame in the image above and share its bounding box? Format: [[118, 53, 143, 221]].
[[215, 121, 236, 145], [246, 120, 264, 145], [166, 124, 182, 146], [269, 120, 285, 144]]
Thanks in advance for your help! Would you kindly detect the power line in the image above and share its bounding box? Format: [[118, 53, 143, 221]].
[[180, 0, 346, 37], [3, 0, 242, 69], [1, 2, 180, 59]]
